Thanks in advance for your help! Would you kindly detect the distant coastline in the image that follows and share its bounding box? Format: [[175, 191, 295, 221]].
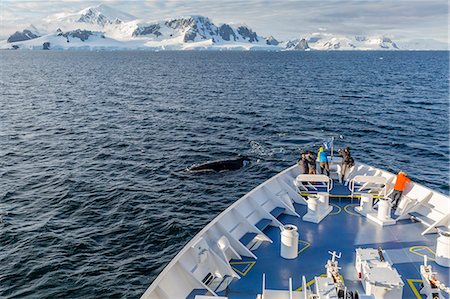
[[2, 4, 448, 51]]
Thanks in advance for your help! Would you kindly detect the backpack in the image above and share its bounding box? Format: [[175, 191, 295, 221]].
[[348, 157, 355, 167]]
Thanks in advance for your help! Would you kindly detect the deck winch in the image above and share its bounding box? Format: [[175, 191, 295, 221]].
[[320, 251, 366, 299], [419, 255, 450, 299]]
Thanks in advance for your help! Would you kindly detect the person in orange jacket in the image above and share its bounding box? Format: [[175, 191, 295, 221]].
[[391, 171, 411, 210]]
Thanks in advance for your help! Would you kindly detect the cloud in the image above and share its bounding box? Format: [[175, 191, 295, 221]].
[[0, 0, 448, 42]]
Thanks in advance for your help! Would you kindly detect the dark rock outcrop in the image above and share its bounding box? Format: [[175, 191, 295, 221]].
[[266, 36, 279, 46], [218, 24, 236, 41], [42, 42, 50, 50], [7, 29, 39, 43], [323, 41, 340, 49], [133, 24, 162, 37], [381, 37, 398, 49], [183, 30, 197, 42], [58, 29, 94, 42], [77, 8, 119, 26], [237, 26, 258, 42], [166, 17, 196, 30]]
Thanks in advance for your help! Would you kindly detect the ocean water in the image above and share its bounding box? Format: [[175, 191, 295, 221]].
[[0, 51, 448, 298]]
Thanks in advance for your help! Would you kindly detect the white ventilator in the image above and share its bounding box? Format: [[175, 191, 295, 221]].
[[377, 199, 391, 220], [280, 225, 299, 259], [435, 229, 450, 267]]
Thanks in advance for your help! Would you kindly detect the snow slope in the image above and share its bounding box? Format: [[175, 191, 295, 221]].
[[1, 4, 447, 51], [1, 5, 276, 51], [305, 33, 399, 50]]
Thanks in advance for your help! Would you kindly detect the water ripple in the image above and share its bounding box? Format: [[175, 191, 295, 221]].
[[0, 51, 448, 298]]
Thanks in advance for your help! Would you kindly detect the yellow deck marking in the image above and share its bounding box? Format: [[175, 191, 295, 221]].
[[299, 193, 384, 199], [409, 246, 436, 261], [230, 261, 256, 276], [329, 204, 342, 215], [407, 278, 423, 299], [298, 240, 311, 254], [295, 274, 344, 291], [343, 204, 361, 216], [295, 276, 318, 291]]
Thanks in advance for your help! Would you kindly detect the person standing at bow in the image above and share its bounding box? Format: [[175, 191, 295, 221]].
[[339, 147, 354, 182], [297, 153, 309, 174], [306, 151, 317, 174], [391, 171, 411, 210], [317, 147, 330, 176]]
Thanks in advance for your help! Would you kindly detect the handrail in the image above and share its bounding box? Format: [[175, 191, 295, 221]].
[[350, 175, 387, 199], [294, 174, 332, 193]]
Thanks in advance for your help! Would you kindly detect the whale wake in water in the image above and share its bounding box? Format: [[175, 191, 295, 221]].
[[187, 157, 250, 172]]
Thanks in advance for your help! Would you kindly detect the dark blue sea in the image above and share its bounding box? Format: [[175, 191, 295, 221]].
[[0, 51, 448, 298]]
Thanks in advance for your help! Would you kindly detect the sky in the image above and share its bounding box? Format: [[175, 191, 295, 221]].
[[0, 0, 448, 43]]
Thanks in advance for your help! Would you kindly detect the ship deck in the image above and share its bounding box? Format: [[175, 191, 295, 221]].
[[188, 182, 449, 299]]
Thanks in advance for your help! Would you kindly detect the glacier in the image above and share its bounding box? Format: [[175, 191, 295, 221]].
[[1, 4, 447, 51]]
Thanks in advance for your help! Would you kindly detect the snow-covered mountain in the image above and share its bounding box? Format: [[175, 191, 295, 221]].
[[1, 5, 275, 50], [43, 3, 136, 28], [1, 4, 446, 51], [304, 33, 399, 50], [284, 38, 310, 50]]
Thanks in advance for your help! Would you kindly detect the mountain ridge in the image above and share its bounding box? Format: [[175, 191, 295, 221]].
[[1, 4, 447, 51]]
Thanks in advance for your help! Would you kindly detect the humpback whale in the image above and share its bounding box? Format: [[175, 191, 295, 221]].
[[188, 157, 250, 172]]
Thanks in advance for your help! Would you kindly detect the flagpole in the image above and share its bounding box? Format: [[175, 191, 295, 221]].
[[331, 136, 334, 160]]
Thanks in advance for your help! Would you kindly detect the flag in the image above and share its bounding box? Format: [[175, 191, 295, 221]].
[[323, 137, 334, 150]]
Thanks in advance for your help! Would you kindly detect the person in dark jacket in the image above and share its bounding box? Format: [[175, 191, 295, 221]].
[[339, 147, 354, 182], [297, 153, 309, 174], [306, 151, 317, 174]]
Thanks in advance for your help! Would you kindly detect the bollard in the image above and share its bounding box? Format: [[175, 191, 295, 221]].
[[280, 225, 299, 259], [307, 195, 319, 215], [317, 192, 329, 211], [360, 194, 374, 212], [377, 199, 391, 221]]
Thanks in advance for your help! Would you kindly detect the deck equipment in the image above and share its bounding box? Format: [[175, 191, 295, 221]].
[[141, 159, 450, 299]]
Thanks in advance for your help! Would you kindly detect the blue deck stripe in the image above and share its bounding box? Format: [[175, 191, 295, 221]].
[[255, 218, 272, 231], [270, 207, 285, 219], [239, 232, 257, 247]]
